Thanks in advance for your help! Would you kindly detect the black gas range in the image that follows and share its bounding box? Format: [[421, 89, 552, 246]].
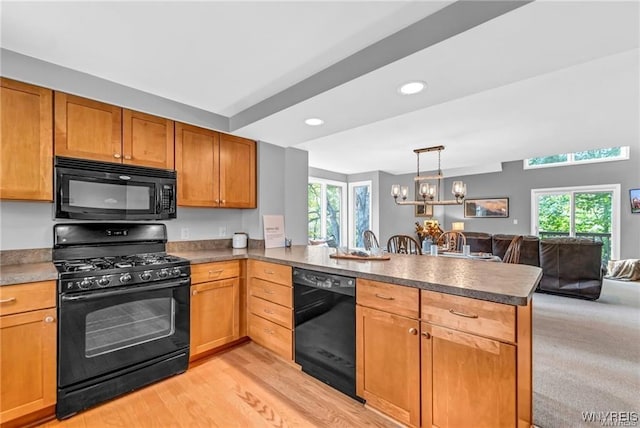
[[53, 223, 190, 419]]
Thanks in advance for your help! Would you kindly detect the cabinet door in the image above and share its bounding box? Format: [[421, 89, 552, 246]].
[[219, 133, 256, 208], [190, 278, 239, 359], [0, 308, 56, 423], [356, 305, 420, 427], [54, 92, 122, 162], [175, 122, 219, 207], [421, 322, 516, 428], [122, 109, 174, 169], [0, 78, 53, 201]]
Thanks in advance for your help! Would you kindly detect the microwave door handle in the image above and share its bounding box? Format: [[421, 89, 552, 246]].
[[60, 278, 190, 302]]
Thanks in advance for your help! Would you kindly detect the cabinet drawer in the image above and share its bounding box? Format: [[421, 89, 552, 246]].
[[249, 313, 292, 360], [0, 281, 56, 316], [249, 260, 291, 287], [249, 295, 292, 329], [357, 278, 419, 319], [421, 290, 516, 343], [249, 278, 292, 308], [191, 261, 239, 284]]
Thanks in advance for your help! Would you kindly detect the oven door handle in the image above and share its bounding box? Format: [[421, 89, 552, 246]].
[[60, 278, 190, 302]]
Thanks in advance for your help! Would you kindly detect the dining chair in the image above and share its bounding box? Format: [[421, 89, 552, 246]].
[[362, 230, 380, 250], [436, 231, 467, 252], [502, 235, 524, 264], [387, 235, 422, 255]]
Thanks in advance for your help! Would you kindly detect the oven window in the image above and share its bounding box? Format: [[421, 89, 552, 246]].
[[68, 179, 151, 210], [85, 298, 175, 358]]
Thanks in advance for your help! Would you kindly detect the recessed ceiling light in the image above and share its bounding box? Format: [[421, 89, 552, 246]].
[[305, 118, 324, 126], [398, 81, 426, 95]]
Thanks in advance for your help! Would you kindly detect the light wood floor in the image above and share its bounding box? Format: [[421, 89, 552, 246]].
[[40, 342, 398, 427]]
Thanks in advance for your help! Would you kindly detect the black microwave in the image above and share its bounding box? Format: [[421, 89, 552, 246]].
[[55, 156, 177, 220]]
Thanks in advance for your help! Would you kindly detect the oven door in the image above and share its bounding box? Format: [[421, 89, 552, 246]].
[[58, 278, 189, 388]]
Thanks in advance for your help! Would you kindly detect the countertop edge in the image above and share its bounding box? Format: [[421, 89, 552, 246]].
[[0, 250, 541, 306]]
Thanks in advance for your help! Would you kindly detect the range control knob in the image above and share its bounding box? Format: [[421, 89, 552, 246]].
[[79, 278, 93, 289], [140, 272, 152, 281], [120, 273, 132, 283], [171, 268, 181, 277], [158, 269, 169, 278], [97, 276, 110, 287]]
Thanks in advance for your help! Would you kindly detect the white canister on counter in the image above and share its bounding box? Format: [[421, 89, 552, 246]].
[[232, 232, 248, 249]]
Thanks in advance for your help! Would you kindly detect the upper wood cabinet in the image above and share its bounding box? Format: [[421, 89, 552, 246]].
[[219, 133, 256, 208], [122, 109, 174, 169], [175, 122, 219, 207], [55, 93, 174, 169], [175, 122, 256, 208], [0, 78, 53, 201], [54, 92, 121, 163]]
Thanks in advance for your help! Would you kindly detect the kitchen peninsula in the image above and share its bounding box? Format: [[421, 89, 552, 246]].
[[1, 245, 540, 428]]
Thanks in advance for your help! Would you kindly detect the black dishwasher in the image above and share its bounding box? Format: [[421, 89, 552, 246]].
[[293, 268, 361, 401]]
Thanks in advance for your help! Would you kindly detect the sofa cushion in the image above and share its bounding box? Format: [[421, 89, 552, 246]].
[[492, 234, 540, 267], [463, 232, 493, 254]]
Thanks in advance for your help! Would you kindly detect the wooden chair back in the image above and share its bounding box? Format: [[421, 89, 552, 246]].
[[387, 235, 422, 255], [503, 235, 524, 264], [362, 230, 379, 250], [436, 231, 467, 252]]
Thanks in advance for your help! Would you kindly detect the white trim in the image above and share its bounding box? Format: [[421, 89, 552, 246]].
[[530, 183, 621, 260], [523, 146, 629, 170], [308, 176, 348, 246], [348, 180, 373, 248]]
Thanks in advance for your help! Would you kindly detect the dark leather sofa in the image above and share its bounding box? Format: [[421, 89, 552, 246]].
[[538, 238, 604, 300], [463, 232, 603, 300]]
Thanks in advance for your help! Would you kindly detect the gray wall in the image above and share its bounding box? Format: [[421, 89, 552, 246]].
[[0, 50, 309, 250], [378, 151, 639, 259]]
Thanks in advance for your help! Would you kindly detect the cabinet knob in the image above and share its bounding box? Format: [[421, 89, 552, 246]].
[[0, 297, 16, 304], [44, 316, 55, 323], [421, 331, 431, 339], [409, 327, 418, 335], [113, 153, 122, 159], [124, 155, 132, 160], [214, 199, 220, 204], [192, 290, 198, 296], [221, 200, 226, 204]]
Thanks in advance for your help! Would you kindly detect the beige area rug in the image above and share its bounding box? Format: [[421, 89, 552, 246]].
[[533, 279, 640, 427]]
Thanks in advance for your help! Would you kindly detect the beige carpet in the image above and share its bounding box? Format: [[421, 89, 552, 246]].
[[533, 279, 640, 427]]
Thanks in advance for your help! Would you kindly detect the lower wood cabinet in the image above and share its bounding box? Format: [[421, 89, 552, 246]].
[[0, 281, 56, 425], [190, 261, 240, 360], [421, 322, 516, 428], [247, 260, 293, 360], [356, 305, 420, 427]]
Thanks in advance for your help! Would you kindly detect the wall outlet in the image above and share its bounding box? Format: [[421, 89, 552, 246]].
[[218, 226, 227, 237], [513, 219, 518, 225], [180, 227, 190, 240]]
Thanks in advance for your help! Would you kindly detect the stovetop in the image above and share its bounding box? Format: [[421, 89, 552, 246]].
[[55, 253, 186, 273], [55, 252, 190, 293]]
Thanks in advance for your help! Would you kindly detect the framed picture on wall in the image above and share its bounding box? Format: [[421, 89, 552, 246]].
[[464, 198, 509, 218], [630, 188, 640, 213], [415, 182, 434, 217]]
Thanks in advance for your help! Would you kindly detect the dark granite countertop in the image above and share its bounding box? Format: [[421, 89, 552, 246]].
[[1, 246, 541, 306], [0, 262, 58, 286]]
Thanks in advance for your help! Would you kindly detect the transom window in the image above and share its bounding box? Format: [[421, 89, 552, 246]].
[[524, 146, 629, 169]]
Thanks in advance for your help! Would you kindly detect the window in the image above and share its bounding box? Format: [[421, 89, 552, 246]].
[[308, 178, 347, 245], [524, 146, 629, 169], [348, 181, 372, 248], [531, 184, 621, 262]]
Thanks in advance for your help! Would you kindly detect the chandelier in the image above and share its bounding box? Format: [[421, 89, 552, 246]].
[[391, 145, 467, 207]]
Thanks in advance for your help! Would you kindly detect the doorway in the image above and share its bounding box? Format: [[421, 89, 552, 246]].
[[531, 184, 620, 262]]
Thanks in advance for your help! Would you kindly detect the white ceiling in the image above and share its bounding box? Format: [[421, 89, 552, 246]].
[[1, 1, 638, 176]]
